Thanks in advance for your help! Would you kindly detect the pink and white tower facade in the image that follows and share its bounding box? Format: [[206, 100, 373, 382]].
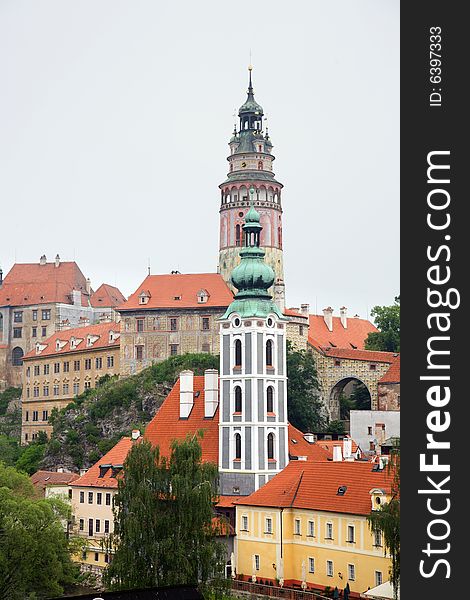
[[218, 68, 285, 310]]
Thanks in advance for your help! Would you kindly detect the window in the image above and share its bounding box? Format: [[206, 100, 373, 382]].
[[234, 433, 242, 460], [43, 364, 49, 375], [97, 492, 102, 505], [107, 355, 114, 368], [42, 385, 48, 397], [79, 518, 84, 531], [74, 360, 80, 370], [169, 344, 178, 356], [24, 433, 28, 442], [14, 311, 23, 322], [235, 224, 241, 246], [105, 493, 111, 506], [41, 326, 47, 337], [266, 386, 274, 413], [368, 426, 372, 435], [104, 520, 110, 534], [254, 555, 260, 571], [202, 317, 210, 331], [347, 525, 355, 543], [54, 362, 60, 373], [33, 386, 39, 397], [308, 558, 315, 573], [26, 388, 30, 398], [170, 318, 178, 331], [267, 432, 275, 460], [96, 357, 102, 369], [42, 410, 48, 421], [294, 519, 301, 535], [94, 552, 99, 562], [32, 411, 38, 421], [34, 365, 40, 376], [136, 319, 144, 332], [375, 571, 383, 586], [13, 327, 22, 338], [104, 554, 109, 564], [95, 519, 100, 533], [25, 411, 29, 422], [265, 517, 272, 534], [88, 491, 93, 504], [42, 309, 51, 320], [370, 363, 377, 371], [258, 160, 263, 170], [326, 560, 334, 577], [32, 310, 38, 321], [84, 381, 91, 390], [308, 520, 315, 537], [266, 339, 273, 367], [234, 386, 242, 413], [136, 346, 144, 360], [32, 327, 37, 338], [374, 530, 383, 547], [334, 359, 341, 367], [73, 383, 79, 395], [234, 339, 242, 367], [63, 361, 69, 372], [80, 491, 84, 503], [348, 564, 355, 581], [63, 383, 69, 395], [241, 515, 248, 531], [81, 550, 87, 560], [85, 358, 92, 370], [299, 325, 304, 336], [326, 522, 333, 539]]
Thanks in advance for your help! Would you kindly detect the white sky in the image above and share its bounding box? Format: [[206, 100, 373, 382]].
[[0, 0, 399, 320]]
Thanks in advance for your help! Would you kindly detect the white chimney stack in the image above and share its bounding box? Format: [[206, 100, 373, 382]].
[[131, 429, 141, 440], [55, 254, 60, 268], [343, 438, 353, 460], [323, 307, 334, 332], [333, 445, 343, 462], [340, 306, 348, 329], [204, 369, 219, 418], [39, 254, 47, 266], [300, 303, 310, 317], [179, 370, 194, 419], [72, 289, 81, 306], [86, 277, 91, 295]]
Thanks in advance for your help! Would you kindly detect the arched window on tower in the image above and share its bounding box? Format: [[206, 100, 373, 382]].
[[234, 339, 242, 367], [234, 385, 242, 413], [267, 386, 274, 413], [267, 432, 275, 460], [236, 224, 241, 247], [12, 347, 24, 366], [235, 433, 242, 460], [266, 339, 273, 367]]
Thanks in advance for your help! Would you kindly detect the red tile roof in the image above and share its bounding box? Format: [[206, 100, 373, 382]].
[[90, 284, 126, 308], [288, 424, 330, 461], [23, 321, 120, 360], [284, 308, 307, 319], [308, 314, 377, 351], [317, 437, 360, 457], [236, 460, 393, 515], [321, 347, 397, 363], [118, 273, 233, 311], [216, 495, 243, 508], [144, 376, 220, 464], [31, 470, 79, 491], [0, 261, 90, 307], [379, 355, 401, 383], [71, 437, 135, 489]]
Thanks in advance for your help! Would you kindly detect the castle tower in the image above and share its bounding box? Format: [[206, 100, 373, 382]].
[[218, 189, 289, 495], [218, 67, 285, 310]]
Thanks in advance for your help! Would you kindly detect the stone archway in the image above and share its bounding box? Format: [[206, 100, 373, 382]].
[[329, 376, 371, 421]]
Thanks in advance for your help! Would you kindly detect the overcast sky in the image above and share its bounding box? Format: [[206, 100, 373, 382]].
[[0, 0, 399, 320]]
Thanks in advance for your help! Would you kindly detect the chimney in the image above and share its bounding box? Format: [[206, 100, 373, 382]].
[[39, 255, 47, 266], [55, 254, 60, 268], [323, 307, 334, 332], [179, 370, 194, 419], [303, 432, 315, 444], [72, 289, 81, 306], [204, 369, 219, 418], [274, 278, 286, 312], [343, 438, 353, 460], [86, 278, 91, 295], [300, 303, 310, 317], [340, 306, 347, 329], [0, 268, 3, 287], [131, 429, 141, 440], [333, 445, 343, 462]]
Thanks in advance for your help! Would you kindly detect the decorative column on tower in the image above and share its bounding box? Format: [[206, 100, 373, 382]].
[[218, 189, 289, 496], [218, 67, 285, 311]]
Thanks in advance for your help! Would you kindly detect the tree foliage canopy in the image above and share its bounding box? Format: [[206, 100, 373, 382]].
[[365, 296, 400, 352], [104, 435, 226, 591]]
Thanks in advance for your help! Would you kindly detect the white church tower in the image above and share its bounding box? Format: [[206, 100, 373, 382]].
[[218, 187, 289, 496]]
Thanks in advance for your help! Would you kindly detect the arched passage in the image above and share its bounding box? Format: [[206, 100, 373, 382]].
[[329, 377, 371, 421]]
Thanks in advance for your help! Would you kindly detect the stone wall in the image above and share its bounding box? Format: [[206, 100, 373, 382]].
[[378, 382, 400, 410]]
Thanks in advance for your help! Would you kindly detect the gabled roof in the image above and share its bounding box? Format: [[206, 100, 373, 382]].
[[31, 470, 79, 491], [23, 321, 120, 360], [0, 261, 90, 308], [287, 424, 330, 462], [308, 314, 377, 351], [321, 347, 397, 363], [236, 460, 393, 515], [71, 437, 135, 489], [118, 273, 233, 311], [379, 354, 401, 383], [90, 284, 126, 308]]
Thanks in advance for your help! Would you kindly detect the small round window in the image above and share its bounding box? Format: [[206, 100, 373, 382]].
[[234, 317, 241, 327], [238, 211, 244, 217], [267, 317, 274, 327]]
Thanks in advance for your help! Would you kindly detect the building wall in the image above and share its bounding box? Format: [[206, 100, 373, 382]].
[[378, 382, 400, 411], [349, 410, 400, 453], [235, 506, 390, 595], [119, 308, 225, 376], [22, 345, 120, 443], [285, 317, 308, 351]]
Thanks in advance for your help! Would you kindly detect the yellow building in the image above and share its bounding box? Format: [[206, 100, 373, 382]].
[[235, 460, 393, 597], [21, 321, 120, 444]]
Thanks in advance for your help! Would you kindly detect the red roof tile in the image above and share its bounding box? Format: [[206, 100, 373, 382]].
[[288, 424, 330, 461], [321, 347, 397, 363], [71, 437, 135, 489], [236, 460, 393, 515], [31, 470, 79, 491], [216, 495, 243, 508], [23, 321, 120, 360], [0, 261, 90, 307], [379, 355, 401, 383], [118, 273, 233, 311], [284, 308, 307, 319], [308, 314, 377, 351], [90, 284, 126, 308]]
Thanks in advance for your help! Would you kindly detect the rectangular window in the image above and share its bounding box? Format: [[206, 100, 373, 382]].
[[97, 492, 102, 505], [370, 363, 376, 371], [170, 344, 178, 356], [368, 426, 372, 435], [265, 517, 272, 534], [42, 309, 51, 320], [13, 327, 22, 338], [25, 411, 29, 422], [54, 362, 60, 373], [43, 386, 49, 397], [95, 519, 100, 533], [254, 555, 260, 571], [26, 388, 30, 398], [53, 385, 59, 396], [43, 364, 49, 375], [299, 325, 304, 336], [347, 525, 355, 543], [42, 410, 48, 421], [104, 519, 110, 534], [80, 491, 84, 503], [308, 557, 315, 573], [84, 381, 91, 390], [42, 326, 47, 337], [326, 560, 334, 577], [32, 411, 38, 421], [81, 550, 87, 560], [32, 309, 38, 321], [63, 361, 70, 372], [107, 355, 114, 368], [241, 515, 248, 531], [33, 387, 39, 397], [105, 493, 111, 506], [73, 383, 80, 395], [348, 564, 355, 581], [375, 571, 383, 586], [32, 327, 37, 337], [94, 552, 99, 562], [85, 359, 91, 370], [63, 383, 69, 395], [136, 319, 144, 332], [95, 357, 102, 369], [14, 311, 23, 323], [308, 520, 315, 537], [79, 518, 84, 531], [72, 360, 80, 371], [88, 492, 93, 504], [374, 530, 383, 547], [170, 318, 178, 331], [326, 522, 333, 539], [202, 317, 210, 331], [26, 367, 30, 377], [294, 519, 301, 535], [136, 346, 143, 360], [104, 554, 109, 564], [34, 365, 40, 376]]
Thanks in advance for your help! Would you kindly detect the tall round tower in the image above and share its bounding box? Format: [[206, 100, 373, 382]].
[[218, 67, 285, 310]]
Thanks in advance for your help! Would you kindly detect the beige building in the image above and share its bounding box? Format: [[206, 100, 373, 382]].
[[21, 321, 120, 444]]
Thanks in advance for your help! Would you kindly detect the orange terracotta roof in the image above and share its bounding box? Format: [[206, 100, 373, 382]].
[[0, 261, 90, 307], [31, 470, 79, 491], [284, 308, 307, 319], [321, 347, 396, 363], [308, 314, 377, 351], [144, 376, 220, 464], [379, 354, 401, 383], [216, 495, 243, 508], [23, 321, 120, 360], [90, 284, 126, 308], [71, 437, 135, 489], [118, 273, 233, 311], [288, 424, 330, 461], [236, 460, 393, 515], [317, 437, 360, 457]]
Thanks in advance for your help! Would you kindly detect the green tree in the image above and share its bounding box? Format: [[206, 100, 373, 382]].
[[286, 342, 325, 432], [0, 387, 21, 416], [0, 435, 21, 467], [367, 450, 400, 599], [365, 296, 400, 352], [103, 435, 226, 590], [15, 439, 46, 475], [0, 463, 79, 599]]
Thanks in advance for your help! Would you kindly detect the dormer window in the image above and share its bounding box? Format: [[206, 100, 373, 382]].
[[139, 290, 151, 305], [87, 335, 100, 348], [197, 289, 209, 304], [70, 337, 76, 349], [370, 488, 388, 511]]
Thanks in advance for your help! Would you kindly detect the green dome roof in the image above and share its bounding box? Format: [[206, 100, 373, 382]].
[[230, 247, 275, 294]]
